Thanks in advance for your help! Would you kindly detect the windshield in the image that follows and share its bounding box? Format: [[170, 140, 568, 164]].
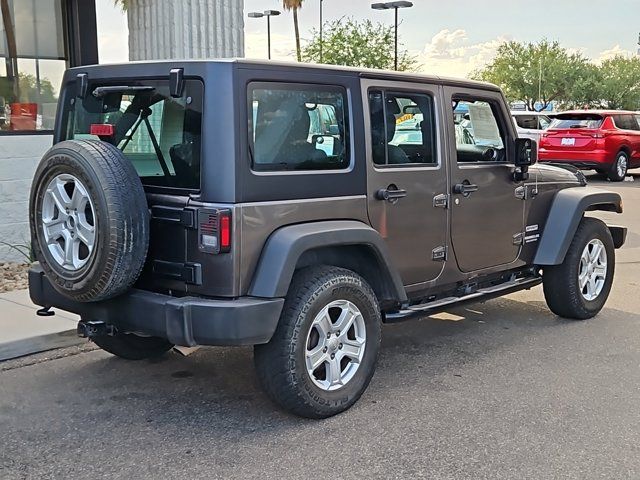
[[64, 79, 203, 190], [550, 115, 603, 130]]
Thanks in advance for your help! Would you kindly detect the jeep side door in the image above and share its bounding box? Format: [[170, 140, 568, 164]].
[[363, 79, 448, 287], [444, 87, 524, 273]]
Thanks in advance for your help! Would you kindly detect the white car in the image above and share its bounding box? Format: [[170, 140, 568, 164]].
[[512, 111, 553, 144]]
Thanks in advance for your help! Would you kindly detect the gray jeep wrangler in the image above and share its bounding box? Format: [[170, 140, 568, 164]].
[[29, 60, 626, 418]]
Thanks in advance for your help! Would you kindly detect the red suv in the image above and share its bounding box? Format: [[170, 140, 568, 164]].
[[538, 110, 640, 181]]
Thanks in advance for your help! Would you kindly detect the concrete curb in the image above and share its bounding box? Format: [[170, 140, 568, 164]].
[[0, 329, 83, 362]]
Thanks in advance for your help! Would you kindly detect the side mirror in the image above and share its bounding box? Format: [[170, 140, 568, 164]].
[[327, 124, 340, 136], [515, 137, 537, 167], [514, 138, 537, 181], [402, 105, 421, 115]]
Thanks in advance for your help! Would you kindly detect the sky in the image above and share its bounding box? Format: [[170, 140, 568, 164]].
[[96, 0, 640, 78]]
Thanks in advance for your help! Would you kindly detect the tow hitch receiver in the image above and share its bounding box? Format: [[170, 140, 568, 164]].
[[77, 320, 115, 338]]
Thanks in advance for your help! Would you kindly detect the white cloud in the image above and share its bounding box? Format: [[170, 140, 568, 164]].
[[415, 29, 509, 78], [597, 45, 635, 63], [422, 29, 468, 59]]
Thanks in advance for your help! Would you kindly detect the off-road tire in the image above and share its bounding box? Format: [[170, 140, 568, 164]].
[[543, 217, 615, 319], [92, 333, 173, 360], [607, 151, 629, 182], [30, 140, 149, 302], [254, 266, 382, 419]]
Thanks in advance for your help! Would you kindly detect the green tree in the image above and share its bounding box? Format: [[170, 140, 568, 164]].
[[283, 0, 303, 62], [598, 56, 640, 110], [475, 40, 592, 111], [301, 17, 418, 71], [17, 74, 57, 104]]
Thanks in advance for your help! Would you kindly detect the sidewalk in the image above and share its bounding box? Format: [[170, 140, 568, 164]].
[[0, 289, 81, 361]]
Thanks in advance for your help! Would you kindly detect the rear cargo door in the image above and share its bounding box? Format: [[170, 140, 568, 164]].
[[63, 77, 205, 292], [543, 114, 603, 152], [543, 129, 599, 152]]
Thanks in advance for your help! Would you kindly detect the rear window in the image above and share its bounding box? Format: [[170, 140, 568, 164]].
[[550, 114, 603, 130], [248, 82, 350, 172], [63, 79, 203, 190]]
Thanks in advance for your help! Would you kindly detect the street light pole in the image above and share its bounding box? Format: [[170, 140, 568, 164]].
[[247, 10, 281, 60], [394, 6, 398, 70], [371, 2, 413, 71], [319, 0, 324, 63], [267, 14, 272, 59]]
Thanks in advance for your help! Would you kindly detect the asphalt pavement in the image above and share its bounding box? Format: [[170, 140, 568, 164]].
[[1, 172, 640, 480]]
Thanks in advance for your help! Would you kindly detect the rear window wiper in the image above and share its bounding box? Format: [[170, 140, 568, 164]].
[[92, 85, 155, 98]]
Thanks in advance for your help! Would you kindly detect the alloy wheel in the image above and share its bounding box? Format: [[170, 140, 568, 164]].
[[616, 153, 628, 179], [305, 299, 366, 391], [578, 238, 607, 301], [41, 174, 97, 271]]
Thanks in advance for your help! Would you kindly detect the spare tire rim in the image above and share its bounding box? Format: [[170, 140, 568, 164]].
[[578, 238, 607, 301], [41, 174, 97, 271], [305, 299, 366, 391]]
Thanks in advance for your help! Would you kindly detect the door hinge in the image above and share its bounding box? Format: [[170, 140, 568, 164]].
[[512, 232, 524, 245], [514, 186, 526, 200], [433, 193, 449, 208], [432, 245, 448, 261]]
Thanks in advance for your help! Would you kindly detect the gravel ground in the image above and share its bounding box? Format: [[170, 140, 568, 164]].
[[0, 262, 30, 293]]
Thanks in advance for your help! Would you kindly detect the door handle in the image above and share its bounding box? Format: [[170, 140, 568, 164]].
[[453, 181, 478, 197], [376, 187, 407, 203]]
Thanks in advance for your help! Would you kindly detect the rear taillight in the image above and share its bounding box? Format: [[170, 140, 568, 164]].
[[219, 212, 231, 252], [198, 209, 231, 254]]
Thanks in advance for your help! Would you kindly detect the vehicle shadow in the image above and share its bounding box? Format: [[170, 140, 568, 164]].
[[4, 294, 640, 480], [17, 294, 635, 437], [585, 171, 640, 187]]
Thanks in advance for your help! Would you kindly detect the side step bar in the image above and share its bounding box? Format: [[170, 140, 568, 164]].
[[385, 276, 542, 323]]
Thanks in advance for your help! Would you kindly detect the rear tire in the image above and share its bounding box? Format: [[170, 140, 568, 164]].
[[254, 266, 382, 418], [607, 151, 628, 182], [92, 333, 173, 360], [543, 217, 615, 319]]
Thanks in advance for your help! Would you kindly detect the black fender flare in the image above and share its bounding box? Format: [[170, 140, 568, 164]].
[[248, 220, 407, 302], [534, 186, 624, 265]]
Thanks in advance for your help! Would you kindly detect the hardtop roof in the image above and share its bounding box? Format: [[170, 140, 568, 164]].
[[66, 58, 501, 92]]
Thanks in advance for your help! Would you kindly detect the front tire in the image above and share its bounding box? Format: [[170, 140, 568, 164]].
[[607, 151, 628, 182], [254, 266, 382, 418], [543, 217, 615, 319], [92, 333, 174, 360]]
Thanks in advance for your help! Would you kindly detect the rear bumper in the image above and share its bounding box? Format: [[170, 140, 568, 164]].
[[539, 159, 606, 170], [28, 265, 284, 347], [538, 150, 610, 169]]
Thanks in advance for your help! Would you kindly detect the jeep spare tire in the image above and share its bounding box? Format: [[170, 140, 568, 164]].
[[29, 140, 150, 302]]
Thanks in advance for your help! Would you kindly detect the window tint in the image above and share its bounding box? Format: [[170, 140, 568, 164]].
[[248, 83, 349, 171], [550, 115, 603, 129], [65, 80, 203, 190], [613, 114, 639, 131], [368, 90, 437, 166], [453, 99, 506, 163], [514, 115, 537, 129]]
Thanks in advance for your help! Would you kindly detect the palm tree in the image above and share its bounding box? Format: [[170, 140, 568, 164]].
[[282, 0, 303, 62], [1, 0, 19, 99]]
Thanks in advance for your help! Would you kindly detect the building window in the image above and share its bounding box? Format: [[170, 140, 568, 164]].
[[1, 0, 67, 133]]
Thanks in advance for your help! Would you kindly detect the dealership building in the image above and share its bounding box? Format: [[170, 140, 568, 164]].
[[0, 0, 243, 261]]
